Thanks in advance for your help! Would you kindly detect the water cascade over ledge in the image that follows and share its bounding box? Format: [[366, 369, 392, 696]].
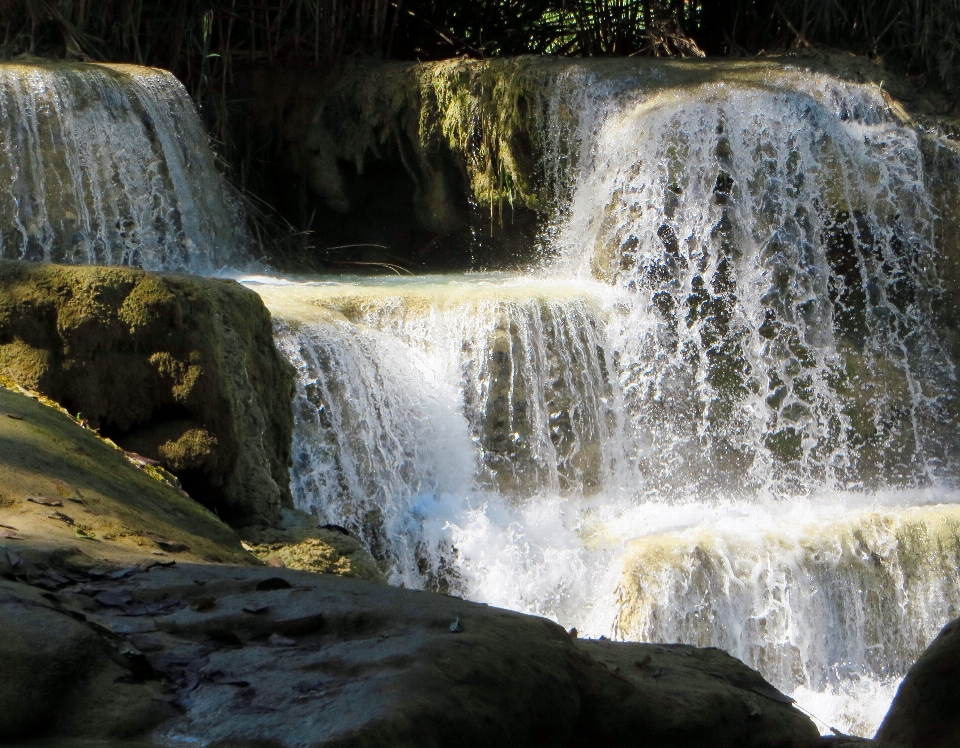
[[0, 62, 248, 271], [3, 54, 959, 738], [243, 59, 960, 736]]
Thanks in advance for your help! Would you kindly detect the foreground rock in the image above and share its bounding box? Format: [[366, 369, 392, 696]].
[[0, 382, 251, 566], [875, 616, 960, 748], [0, 556, 822, 748], [0, 261, 295, 524]]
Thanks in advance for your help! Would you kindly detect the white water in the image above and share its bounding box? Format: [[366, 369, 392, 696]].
[[0, 62, 248, 271], [243, 60, 960, 737], [5, 54, 959, 737]]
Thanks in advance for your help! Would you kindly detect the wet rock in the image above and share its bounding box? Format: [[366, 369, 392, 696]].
[[875, 616, 960, 748]]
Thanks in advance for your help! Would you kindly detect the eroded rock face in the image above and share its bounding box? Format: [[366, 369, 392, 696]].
[[0, 556, 822, 748], [0, 261, 296, 525], [875, 616, 960, 748]]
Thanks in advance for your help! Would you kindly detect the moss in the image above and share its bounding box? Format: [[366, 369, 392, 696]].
[[0, 260, 296, 526], [241, 509, 387, 584], [303, 57, 562, 225]]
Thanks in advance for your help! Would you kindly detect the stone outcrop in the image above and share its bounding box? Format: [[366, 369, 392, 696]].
[[0, 381, 251, 565], [0, 260, 296, 525], [241, 508, 388, 584], [0, 554, 822, 747], [875, 615, 960, 748]]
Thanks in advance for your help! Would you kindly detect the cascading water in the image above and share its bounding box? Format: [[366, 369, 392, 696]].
[[7, 49, 955, 738], [0, 62, 248, 271], [244, 60, 960, 736]]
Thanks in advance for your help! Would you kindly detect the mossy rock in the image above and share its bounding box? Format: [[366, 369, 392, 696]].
[[241, 508, 387, 584], [0, 260, 296, 525], [0, 384, 252, 564]]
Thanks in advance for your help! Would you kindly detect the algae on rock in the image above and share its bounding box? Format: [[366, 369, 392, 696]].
[[0, 260, 296, 525]]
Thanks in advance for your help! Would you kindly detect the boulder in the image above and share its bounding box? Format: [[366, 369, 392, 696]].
[[875, 616, 960, 748], [0, 557, 822, 747], [0, 260, 296, 525], [0, 580, 171, 741]]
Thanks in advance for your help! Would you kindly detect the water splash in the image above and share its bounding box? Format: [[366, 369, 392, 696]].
[[243, 59, 960, 737], [0, 62, 248, 271]]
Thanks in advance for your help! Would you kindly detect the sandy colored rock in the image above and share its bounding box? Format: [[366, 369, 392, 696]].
[[242, 508, 387, 583], [875, 616, 960, 748], [0, 260, 296, 524]]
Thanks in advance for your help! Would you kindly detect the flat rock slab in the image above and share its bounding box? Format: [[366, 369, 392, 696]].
[[0, 559, 823, 747]]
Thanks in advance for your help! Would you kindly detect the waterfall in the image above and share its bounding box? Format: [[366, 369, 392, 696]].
[[0, 62, 248, 271], [244, 59, 960, 736]]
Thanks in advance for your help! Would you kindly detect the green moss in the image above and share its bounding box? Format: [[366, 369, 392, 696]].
[[0, 260, 296, 526], [304, 57, 561, 224]]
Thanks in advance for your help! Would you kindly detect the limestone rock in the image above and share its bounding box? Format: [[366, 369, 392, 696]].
[[0, 260, 296, 524], [0, 384, 252, 565], [0, 580, 170, 741], [0, 559, 821, 747], [242, 508, 387, 583], [571, 639, 821, 748], [875, 616, 960, 748]]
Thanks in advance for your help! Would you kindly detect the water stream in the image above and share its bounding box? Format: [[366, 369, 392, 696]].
[[5, 57, 960, 737], [0, 63, 248, 270], [242, 61, 960, 736]]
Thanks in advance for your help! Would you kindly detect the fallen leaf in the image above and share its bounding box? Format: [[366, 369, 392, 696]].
[[43, 570, 72, 585], [144, 533, 187, 553], [109, 566, 141, 580], [191, 597, 217, 612], [265, 556, 285, 568], [5, 413, 23, 420], [47, 511, 74, 525], [75, 528, 96, 539], [242, 604, 269, 615], [268, 633, 296, 647], [0, 528, 21, 539], [28, 496, 63, 507], [124, 451, 161, 466]]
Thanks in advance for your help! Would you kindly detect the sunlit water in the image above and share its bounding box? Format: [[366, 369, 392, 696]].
[[0, 62, 248, 270], [240, 270, 960, 737], [7, 53, 960, 738], [236, 59, 960, 740]]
